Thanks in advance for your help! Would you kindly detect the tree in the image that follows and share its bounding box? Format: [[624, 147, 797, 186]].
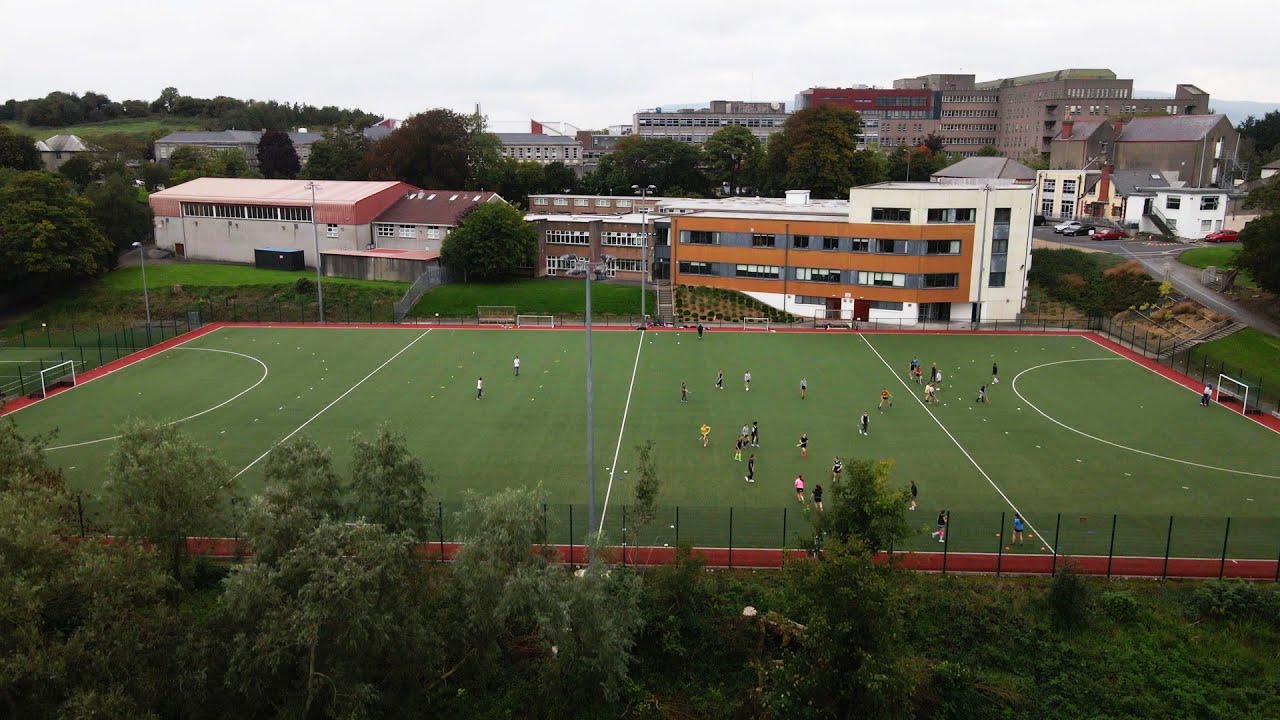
[[703, 125, 762, 195], [168, 146, 259, 185], [849, 147, 888, 187], [440, 200, 536, 281], [465, 110, 505, 189], [152, 86, 180, 114], [608, 136, 711, 196], [255, 129, 301, 179], [1236, 212, 1280, 293], [1019, 147, 1049, 171], [102, 419, 233, 577], [86, 174, 154, 260], [541, 161, 578, 195], [139, 160, 169, 190], [361, 108, 472, 189], [0, 126, 41, 171], [923, 133, 946, 155], [765, 104, 863, 198], [301, 126, 370, 180], [348, 425, 435, 540], [23, 92, 85, 127], [0, 170, 114, 293], [976, 144, 1003, 157], [811, 457, 914, 554], [886, 144, 942, 182], [56, 153, 96, 191]]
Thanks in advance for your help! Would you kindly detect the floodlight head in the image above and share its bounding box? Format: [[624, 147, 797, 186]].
[[132, 241, 142, 247]]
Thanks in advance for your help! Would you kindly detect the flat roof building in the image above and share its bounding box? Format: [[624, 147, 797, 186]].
[[633, 100, 788, 145], [495, 133, 583, 167]]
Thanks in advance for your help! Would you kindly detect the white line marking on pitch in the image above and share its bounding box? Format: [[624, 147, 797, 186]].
[[598, 330, 646, 535], [227, 329, 432, 484], [1012, 357, 1280, 479], [858, 333, 1054, 555], [44, 348, 270, 451]]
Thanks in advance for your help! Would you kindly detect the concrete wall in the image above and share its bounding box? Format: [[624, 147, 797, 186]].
[[322, 255, 434, 283], [153, 216, 370, 267]]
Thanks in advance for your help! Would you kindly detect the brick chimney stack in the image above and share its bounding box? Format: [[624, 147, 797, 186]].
[[1098, 163, 1113, 202], [1113, 118, 1125, 136], [1062, 120, 1074, 140]]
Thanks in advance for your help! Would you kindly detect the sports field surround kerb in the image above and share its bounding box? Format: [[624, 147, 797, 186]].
[[5, 324, 1278, 560]]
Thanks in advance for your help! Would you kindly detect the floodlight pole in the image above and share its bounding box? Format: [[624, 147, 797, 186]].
[[132, 242, 152, 341], [306, 182, 326, 323], [584, 261, 596, 560], [633, 184, 655, 325]]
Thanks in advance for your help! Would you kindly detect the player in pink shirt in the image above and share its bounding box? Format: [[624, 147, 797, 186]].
[[794, 474, 806, 503]]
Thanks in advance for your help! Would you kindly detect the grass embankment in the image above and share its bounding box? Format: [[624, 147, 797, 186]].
[[2, 117, 207, 139], [674, 285, 802, 324], [408, 278, 654, 318], [1192, 328, 1280, 395], [1178, 246, 1257, 288]]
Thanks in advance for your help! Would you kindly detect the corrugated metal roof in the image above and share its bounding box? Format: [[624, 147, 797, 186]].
[[374, 190, 501, 226], [1117, 115, 1227, 142], [932, 157, 1037, 180], [151, 178, 407, 204]]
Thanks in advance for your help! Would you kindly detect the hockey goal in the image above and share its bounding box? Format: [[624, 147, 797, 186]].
[[812, 308, 853, 329], [36, 360, 77, 398], [477, 305, 517, 324], [1214, 374, 1253, 414], [742, 317, 770, 331], [516, 314, 555, 328]]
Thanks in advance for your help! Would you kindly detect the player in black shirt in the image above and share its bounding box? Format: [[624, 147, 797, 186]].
[[745, 454, 756, 483]]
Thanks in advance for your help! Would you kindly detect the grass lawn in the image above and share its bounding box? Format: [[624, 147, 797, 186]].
[[103, 263, 408, 292], [2, 117, 207, 139], [1178, 246, 1256, 288], [1191, 328, 1280, 400], [409, 278, 655, 318], [6, 326, 1278, 558]]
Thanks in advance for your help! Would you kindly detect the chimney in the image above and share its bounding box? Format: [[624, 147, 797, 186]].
[[1113, 118, 1125, 136], [1062, 120, 1074, 140], [1098, 163, 1113, 202]]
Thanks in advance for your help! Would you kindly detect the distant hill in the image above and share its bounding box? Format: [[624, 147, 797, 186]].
[[1137, 91, 1279, 126]]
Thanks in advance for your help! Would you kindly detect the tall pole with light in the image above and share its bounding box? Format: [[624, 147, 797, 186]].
[[564, 253, 614, 561], [632, 184, 656, 325], [305, 181, 326, 323], [132, 242, 152, 341]]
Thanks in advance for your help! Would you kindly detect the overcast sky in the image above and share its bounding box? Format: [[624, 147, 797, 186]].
[[3, 0, 1275, 131]]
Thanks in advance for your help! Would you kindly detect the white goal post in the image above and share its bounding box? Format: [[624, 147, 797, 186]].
[[812, 308, 853, 328], [516, 314, 555, 328], [742, 317, 770, 331], [38, 360, 77, 398], [1214, 374, 1251, 414], [477, 305, 517, 324]]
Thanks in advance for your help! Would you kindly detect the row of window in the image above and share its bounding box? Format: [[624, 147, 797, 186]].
[[876, 96, 930, 107], [1064, 87, 1129, 99], [181, 203, 311, 222], [536, 197, 635, 208], [1042, 179, 1078, 194], [940, 123, 997, 132], [1167, 195, 1220, 211], [545, 256, 647, 275], [941, 95, 997, 103], [546, 230, 591, 245], [679, 262, 960, 289], [942, 109, 998, 118], [602, 231, 645, 246], [942, 137, 997, 145], [689, 232, 964, 255], [637, 117, 782, 128], [792, 296, 906, 311]]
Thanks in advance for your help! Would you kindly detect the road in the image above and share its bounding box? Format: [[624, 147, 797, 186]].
[[1031, 228, 1280, 337]]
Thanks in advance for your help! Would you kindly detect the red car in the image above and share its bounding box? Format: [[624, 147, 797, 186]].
[[1203, 229, 1239, 243], [1089, 227, 1125, 241]]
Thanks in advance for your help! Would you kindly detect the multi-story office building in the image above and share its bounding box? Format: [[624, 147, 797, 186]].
[[793, 87, 940, 149], [527, 194, 662, 215], [528, 212, 653, 282], [1049, 115, 1239, 188], [495, 133, 583, 167], [633, 100, 788, 145]]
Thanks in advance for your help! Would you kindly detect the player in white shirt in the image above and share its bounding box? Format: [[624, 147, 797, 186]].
[[476, 377, 483, 400], [513, 355, 521, 376], [743, 371, 752, 392]]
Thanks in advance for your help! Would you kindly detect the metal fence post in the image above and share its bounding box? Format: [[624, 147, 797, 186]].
[[1106, 514, 1117, 579], [1219, 517, 1231, 580], [782, 507, 787, 550], [19, 323, 26, 347], [621, 505, 627, 566], [569, 505, 575, 569], [1155, 335, 1162, 358], [1051, 513, 1061, 576], [942, 511, 950, 575], [542, 503, 548, 544], [675, 506, 679, 548], [76, 494, 85, 537], [16, 367, 25, 395], [71, 327, 77, 346], [996, 511, 1006, 576], [1163, 516, 1174, 580], [1201, 354, 1208, 381], [728, 507, 734, 569], [438, 501, 445, 562]]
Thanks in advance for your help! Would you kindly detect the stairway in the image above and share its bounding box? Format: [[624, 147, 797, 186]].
[[1143, 210, 1176, 240], [1160, 321, 1244, 358], [656, 281, 675, 325]]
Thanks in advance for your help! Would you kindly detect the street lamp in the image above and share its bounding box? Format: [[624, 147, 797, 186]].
[[305, 181, 326, 323], [632, 184, 656, 325], [564, 253, 615, 560], [131, 242, 151, 340]]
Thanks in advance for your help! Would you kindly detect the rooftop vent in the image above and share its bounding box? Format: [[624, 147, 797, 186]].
[[785, 190, 811, 206]]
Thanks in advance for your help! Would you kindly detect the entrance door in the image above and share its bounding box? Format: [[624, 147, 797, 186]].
[[971, 302, 981, 323], [174, 242, 185, 257], [852, 298, 871, 321]]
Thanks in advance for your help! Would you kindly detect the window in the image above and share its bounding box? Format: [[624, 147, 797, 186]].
[[849, 238, 870, 252], [1040, 199, 1054, 216], [554, 198, 569, 206], [1043, 179, 1056, 192], [869, 300, 904, 311], [687, 230, 716, 245], [546, 229, 590, 245], [857, 271, 906, 287], [994, 208, 1011, 224], [375, 224, 395, 238], [426, 228, 442, 240], [1062, 179, 1077, 195], [326, 224, 338, 238], [871, 207, 911, 222], [875, 239, 904, 254], [574, 198, 589, 207], [991, 239, 1009, 254], [735, 264, 780, 279], [1059, 200, 1075, 217], [923, 273, 959, 288], [823, 236, 841, 250], [794, 295, 828, 305], [988, 271, 1006, 288], [610, 258, 646, 272], [1166, 195, 1181, 210], [796, 268, 841, 283], [926, 208, 976, 223], [926, 240, 961, 254], [1200, 219, 1213, 232], [792, 234, 810, 249], [615, 199, 632, 208], [399, 225, 415, 238], [1200, 196, 1219, 210], [678, 261, 713, 275], [533, 197, 549, 206], [602, 231, 643, 246], [751, 233, 776, 248], [281, 207, 312, 222], [595, 199, 611, 207]]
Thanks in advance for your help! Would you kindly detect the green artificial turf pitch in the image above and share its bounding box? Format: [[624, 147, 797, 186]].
[[7, 326, 1279, 558]]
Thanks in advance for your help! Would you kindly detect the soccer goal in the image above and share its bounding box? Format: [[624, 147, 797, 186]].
[[477, 305, 517, 324], [36, 360, 77, 398], [1214, 374, 1253, 414], [516, 314, 555, 328], [742, 317, 770, 331], [812, 308, 852, 329]]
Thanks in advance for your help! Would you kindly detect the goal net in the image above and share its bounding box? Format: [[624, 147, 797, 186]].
[[37, 360, 77, 398], [742, 317, 770, 331], [516, 314, 555, 328], [477, 305, 517, 324], [812, 308, 853, 329], [1214, 374, 1252, 414]]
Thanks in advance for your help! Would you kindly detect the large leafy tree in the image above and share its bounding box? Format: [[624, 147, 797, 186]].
[[440, 200, 535, 281], [0, 170, 114, 293], [256, 129, 301, 179], [765, 104, 863, 198], [849, 147, 888, 187], [56, 153, 97, 191], [886, 144, 947, 182], [348, 425, 435, 540], [169, 146, 259, 185], [102, 419, 233, 577], [86, 174, 154, 259], [246, 436, 348, 565], [811, 457, 914, 554], [301, 126, 370, 180], [361, 108, 472, 189], [703, 124, 762, 195], [0, 126, 41, 171], [1237, 213, 1280, 293], [609, 136, 710, 196]]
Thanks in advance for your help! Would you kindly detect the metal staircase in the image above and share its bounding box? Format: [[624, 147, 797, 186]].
[[656, 281, 675, 325], [1143, 206, 1176, 240], [1159, 320, 1244, 358]]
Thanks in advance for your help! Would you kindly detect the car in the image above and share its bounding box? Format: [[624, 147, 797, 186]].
[[1063, 224, 1094, 237], [1089, 227, 1125, 241], [1203, 229, 1239, 243], [1053, 220, 1084, 234]]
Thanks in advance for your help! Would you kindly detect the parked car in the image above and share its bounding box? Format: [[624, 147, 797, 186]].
[[1203, 229, 1239, 243], [1054, 220, 1084, 234], [1089, 227, 1125, 241], [1063, 224, 1094, 237]]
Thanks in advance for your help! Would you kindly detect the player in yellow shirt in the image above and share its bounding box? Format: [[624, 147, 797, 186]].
[[878, 387, 893, 410], [699, 423, 711, 448]]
